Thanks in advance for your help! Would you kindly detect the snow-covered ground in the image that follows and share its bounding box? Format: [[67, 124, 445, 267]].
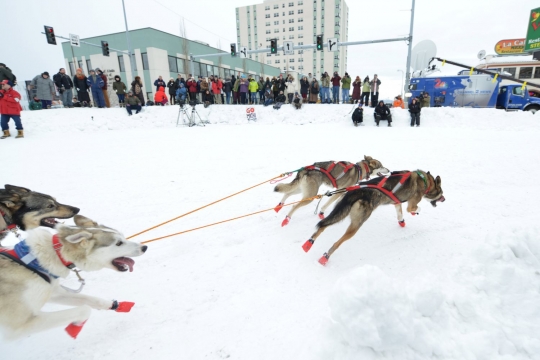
[[1, 104, 539, 360]]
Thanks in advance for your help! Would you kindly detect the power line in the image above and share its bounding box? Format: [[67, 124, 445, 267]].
[[149, 0, 236, 46]]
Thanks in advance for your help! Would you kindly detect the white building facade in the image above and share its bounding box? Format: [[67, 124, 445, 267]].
[[236, 0, 349, 77]]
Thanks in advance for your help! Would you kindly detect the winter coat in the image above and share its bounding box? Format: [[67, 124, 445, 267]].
[[258, 80, 265, 92], [175, 78, 186, 90], [73, 75, 90, 93], [30, 74, 55, 101], [0, 67, 16, 83], [223, 80, 232, 93], [352, 81, 361, 99], [203, 92, 214, 103], [131, 80, 143, 95], [362, 81, 370, 92], [275, 93, 286, 103], [421, 94, 431, 108], [166, 81, 176, 96], [393, 98, 405, 109], [374, 103, 391, 119], [331, 75, 341, 87], [239, 79, 249, 93], [212, 80, 223, 94], [98, 73, 108, 90], [277, 79, 287, 92], [370, 78, 381, 93], [112, 80, 127, 95], [352, 107, 364, 122], [409, 101, 421, 113], [264, 88, 274, 99], [87, 75, 105, 91], [29, 100, 43, 110], [300, 79, 309, 95], [293, 96, 302, 105], [200, 80, 209, 93], [53, 72, 74, 90], [186, 80, 198, 93], [271, 79, 279, 92], [176, 84, 187, 101], [154, 79, 167, 92], [0, 88, 22, 115], [248, 80, 259, 93], [341, 76, 351, 90], [125, 95, 141, 106], [320, 75, 330, 88], [154, 86, 168, 103], [287, 81, 297, 95], [233, 79, 241, 92]]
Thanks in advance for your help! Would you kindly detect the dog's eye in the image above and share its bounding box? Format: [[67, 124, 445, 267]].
[[116, 241, 122, 246], [47, 204, 55, 209]]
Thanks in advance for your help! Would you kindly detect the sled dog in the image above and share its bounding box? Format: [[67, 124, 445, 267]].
[[302, 170, 445, 265], [0, 215, 147, 339], [0, 185, 80, 243], [274, 156, 389, 226]]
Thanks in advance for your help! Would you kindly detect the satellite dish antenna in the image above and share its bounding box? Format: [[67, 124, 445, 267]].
[[411, 40, 437, 72], [477, 50, 486, 60]]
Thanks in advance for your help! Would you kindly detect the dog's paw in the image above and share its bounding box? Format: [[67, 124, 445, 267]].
[[281, 216, 291, 227], [398, 220, 406, 227], [318, 212, 325, 220], [65, 320, 87, 339], [111, 300, 135, 313]]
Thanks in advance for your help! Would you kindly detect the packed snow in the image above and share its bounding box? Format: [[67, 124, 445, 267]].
[[1, 104, 539, 360]]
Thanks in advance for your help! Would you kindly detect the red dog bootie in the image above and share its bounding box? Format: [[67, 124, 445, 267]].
[[302, 238, 314, 252], [318, 212, 325, 220], [318, 253, 329, 266], [398, 220, 406, 227], [65, 320, 87, 339], [111, 300, 135, 313], [281, 216, 291, 227], [274, 203, 284, 213]]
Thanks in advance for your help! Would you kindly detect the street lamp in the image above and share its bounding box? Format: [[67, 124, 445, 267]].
[[397, 70, 404, 98]]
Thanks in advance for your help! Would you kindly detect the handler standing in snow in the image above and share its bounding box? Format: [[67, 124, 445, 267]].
[[0, 80, 23, 139]]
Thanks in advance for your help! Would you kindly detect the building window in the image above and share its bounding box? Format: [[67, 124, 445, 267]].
[[290, 59, 295, 63], [289, 35, 295, 39], [266, 30, 271, 34], [266, 14, 270, 18], [298, 58, 303, 62], [298, 9, 303, 14], [274, 4, 279, 8], [118, 55, 126, 72], [298, 26, 304, 30], [274, 20, 279, 25], [141, 53, 149, 70], [535, 67, 540, 79], [289, 2, 294, 6], [274, 12, 279, 17], [298, 17, 303, 22], [298, 0, 303, 4], [503, 67, 516, 77], [267, 60, 272, 64], [298, 34, 304, 38], [290, 66, 295, 70], [86, 59, 92, 72], [168, 56, 177, 73], [265, 5, 270, 10], [299, 65, 304, 70], [282, 3, 285, 7], [298, 42, 304, 45], [289, 27, 294, 31], [275, 60, 280, 64], [274, 29, 279, 33], [266, 22, 271, 26], [298, 50, 304, 54], [177, 58, 186, 74], [289, 18, 294, 23], [335, 4, 339, 8], [519, 67, 533, 79]]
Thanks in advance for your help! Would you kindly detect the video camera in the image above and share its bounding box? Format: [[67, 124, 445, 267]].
[[189, 100, 197, 107], [178, 100, 185, 108]]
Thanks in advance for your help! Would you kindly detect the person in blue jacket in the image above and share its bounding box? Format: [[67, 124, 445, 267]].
[[86, 69, 105, 108], [175, 83, 188, 104], [154, 76, 166, 92]]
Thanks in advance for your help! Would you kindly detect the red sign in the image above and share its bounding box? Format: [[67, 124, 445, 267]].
[[495, 38, 526, 55]]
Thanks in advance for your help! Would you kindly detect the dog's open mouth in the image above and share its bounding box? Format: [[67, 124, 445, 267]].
[[376, 168, 390, 177], [112, 257, 135, 272], [430, 195, 446, 207], [40, 218, 59, 228]]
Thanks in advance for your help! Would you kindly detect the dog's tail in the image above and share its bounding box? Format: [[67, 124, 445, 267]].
[[274, 171, 304, 193], [317, 191, 358, 229]]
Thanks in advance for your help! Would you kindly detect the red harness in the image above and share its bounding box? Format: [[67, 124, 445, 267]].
[[305, 161, 370, 188]]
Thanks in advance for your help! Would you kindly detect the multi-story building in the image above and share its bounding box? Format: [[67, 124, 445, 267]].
[[236, 0, 348, 77]]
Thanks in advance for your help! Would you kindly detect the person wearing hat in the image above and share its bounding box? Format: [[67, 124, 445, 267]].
[[95, 68, 110, 108], [125, 91, 142, 115], [29, 72, 55, 109], [0, 80, 24, 139], [351, 103, 364, 127], [369, 74, 381, 108], [0, 63, 16, 85], [86, 70, 106, 108], [112, 75, 127, 107], [53, 68, 74, 108]]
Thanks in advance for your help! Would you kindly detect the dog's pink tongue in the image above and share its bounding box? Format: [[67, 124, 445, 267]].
[[115, 257, 135, 272]]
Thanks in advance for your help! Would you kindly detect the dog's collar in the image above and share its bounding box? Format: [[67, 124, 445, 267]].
[[415, 171, 431, 194], [52, 234, 75, 270], [360, 161, 371, 180]]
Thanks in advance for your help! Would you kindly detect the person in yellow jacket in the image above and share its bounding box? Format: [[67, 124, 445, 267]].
[[248, 78, 259, 104], [392, 95, 405, 109]]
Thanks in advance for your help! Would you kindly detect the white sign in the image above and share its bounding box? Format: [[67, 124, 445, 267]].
[[283, 41, 294, 55], [69, 33, 80, 47], [240, 46, 248, 59], [246, 107, 257, 121], [327, 38, 338, 52]]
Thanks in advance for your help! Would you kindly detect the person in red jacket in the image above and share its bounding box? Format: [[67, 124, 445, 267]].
[[186, 77, 198, 103], [0, 80, 23, 139], [211, 78, 223, 104], [154, 86, 168, 106], [331, 71, 341, 104]]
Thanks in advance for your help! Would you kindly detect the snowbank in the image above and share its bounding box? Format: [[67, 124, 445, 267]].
[[315, 229, 540, 360]]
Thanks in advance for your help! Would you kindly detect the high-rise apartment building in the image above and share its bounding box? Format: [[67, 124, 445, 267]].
[[236, 0, 348, 76]]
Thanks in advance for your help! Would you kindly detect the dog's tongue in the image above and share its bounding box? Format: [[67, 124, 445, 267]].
[[114, 257, 135, 272]]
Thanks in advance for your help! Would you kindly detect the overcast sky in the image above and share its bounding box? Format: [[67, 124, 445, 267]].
[[3, 0, 537, 99]]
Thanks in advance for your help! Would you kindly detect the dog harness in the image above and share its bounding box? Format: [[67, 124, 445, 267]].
[[0, 235, 75, 284], [343, 171, 430, 204], [304, 161, 370, 188]]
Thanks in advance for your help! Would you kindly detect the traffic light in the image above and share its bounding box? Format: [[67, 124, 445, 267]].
[[231, 43, 237, 57], [44, 26, 56, 45], [316, 35, 323, 51], [101, 41, 110, 57], [270, 39, 277, 54]]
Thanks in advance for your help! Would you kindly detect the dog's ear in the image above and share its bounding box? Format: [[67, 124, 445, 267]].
[[65, 231, 93, 244], [435, 176, 441, 186], [5, 185, 31, 194], [74, 215, 99, 228], [364, 155, 373, 161], [0, 191, 20, 208]]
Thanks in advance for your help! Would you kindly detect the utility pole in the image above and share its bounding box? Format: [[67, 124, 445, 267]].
[[397, 69, 404, 97], [404, 0, 416, 98], [122, 0, 136, 82]]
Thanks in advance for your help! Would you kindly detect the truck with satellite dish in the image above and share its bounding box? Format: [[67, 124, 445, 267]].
[[407, 57, 540, 113]]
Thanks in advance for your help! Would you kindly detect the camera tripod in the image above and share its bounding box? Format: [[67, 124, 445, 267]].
[[176, 103, 210, 127]]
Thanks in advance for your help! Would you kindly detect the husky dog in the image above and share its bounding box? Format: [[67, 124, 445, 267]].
[[274, 156, 389, 226], [0, 215, 147, 339], [302, 170, 445, 265], [0, 185, 80, 243]]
